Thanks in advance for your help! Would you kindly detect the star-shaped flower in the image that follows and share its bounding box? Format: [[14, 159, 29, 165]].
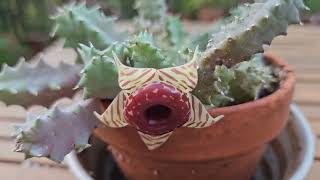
[[95, 51, 223, 150]]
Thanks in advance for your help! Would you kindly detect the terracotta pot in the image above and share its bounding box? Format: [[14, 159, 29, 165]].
[[66, 105, 316, 180], [67, 105, 316, 180], [94, 54, 295, 180]]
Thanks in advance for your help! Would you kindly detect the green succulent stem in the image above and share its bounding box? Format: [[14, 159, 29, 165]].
[[194, 0, 307, 104], [77, 43, 126, 99], [51, 2, 127, 49], [14, 99, 101, 162], [0, 58, 82, 107], [134, 0, 167, 33], [204, 54, 277, 107]]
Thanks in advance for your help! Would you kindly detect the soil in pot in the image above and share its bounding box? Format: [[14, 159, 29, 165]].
[[94, 54, 295, 180]]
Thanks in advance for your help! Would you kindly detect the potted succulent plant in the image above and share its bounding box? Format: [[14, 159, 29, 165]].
[[2, 0, 312, 179]]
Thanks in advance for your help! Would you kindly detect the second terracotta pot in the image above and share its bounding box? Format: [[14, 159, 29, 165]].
[[94, 54, 295, 180]]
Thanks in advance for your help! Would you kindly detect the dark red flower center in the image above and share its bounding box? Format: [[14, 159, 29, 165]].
[[124, 82, 191, 135]]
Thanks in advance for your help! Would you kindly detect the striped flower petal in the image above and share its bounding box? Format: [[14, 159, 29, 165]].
[[95, 90, 129, 127], [138, 131, 173, 150], [183, 94, 223, 128], [113, 52, 158, 93], [158, 49, 198, 93]]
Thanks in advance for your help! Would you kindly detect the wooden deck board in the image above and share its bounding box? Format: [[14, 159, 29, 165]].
[[294, 83, 320, 105], [0, 163, 74, 180], [296, 72, 320, 83], [307, 162, 320, 180], [0, 140, 67, 168], [0, 25, 319, 179], [298, 105, 320, 122], [0, 121, 13, 138], [310, 121, 320, 137]]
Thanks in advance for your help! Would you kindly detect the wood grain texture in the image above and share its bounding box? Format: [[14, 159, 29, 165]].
[[307, 162, 320, 180], [299, 105, 320, 122], [0, 25, 319, 180], [309, 120, 320, 137], [294, 83, 320, 105], [0, 140, 67, 167], [0, 163, 74, 180], [0, 121, 14, 138]]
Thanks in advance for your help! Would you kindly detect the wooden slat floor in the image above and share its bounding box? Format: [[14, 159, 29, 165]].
[[0, 25, 319, 179]]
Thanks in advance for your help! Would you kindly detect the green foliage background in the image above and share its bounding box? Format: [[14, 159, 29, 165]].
[[0, 0, 53, 65], [167, 0, 239, 18], [305, 0, 320, 13], [0, 0, 318, 66]]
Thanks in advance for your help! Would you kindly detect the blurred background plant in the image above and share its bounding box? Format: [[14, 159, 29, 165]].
[[305, 0, 320, 24], [0, 0, 319, 66], [103, 0, 320, 21], [0, 0, 55, 65], [167, 0, 240, 20], [306, 0, 320, 13]]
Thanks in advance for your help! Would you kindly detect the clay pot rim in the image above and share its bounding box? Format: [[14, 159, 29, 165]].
[[207, 53, 295, 115]]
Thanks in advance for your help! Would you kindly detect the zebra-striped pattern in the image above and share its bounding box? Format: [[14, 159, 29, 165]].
[[183, 94, 224, 128], [113, 52, 158, 92], [158, 53, 198, 93], [138, 132, 173, 150], [113, 51, 198, 93], [119, 68, 158, 92], [96, 91, 128, 127]]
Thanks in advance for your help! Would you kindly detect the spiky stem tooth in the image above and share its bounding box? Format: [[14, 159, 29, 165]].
[[13, 99, 101, 163], [0, 59, 82, 108]]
